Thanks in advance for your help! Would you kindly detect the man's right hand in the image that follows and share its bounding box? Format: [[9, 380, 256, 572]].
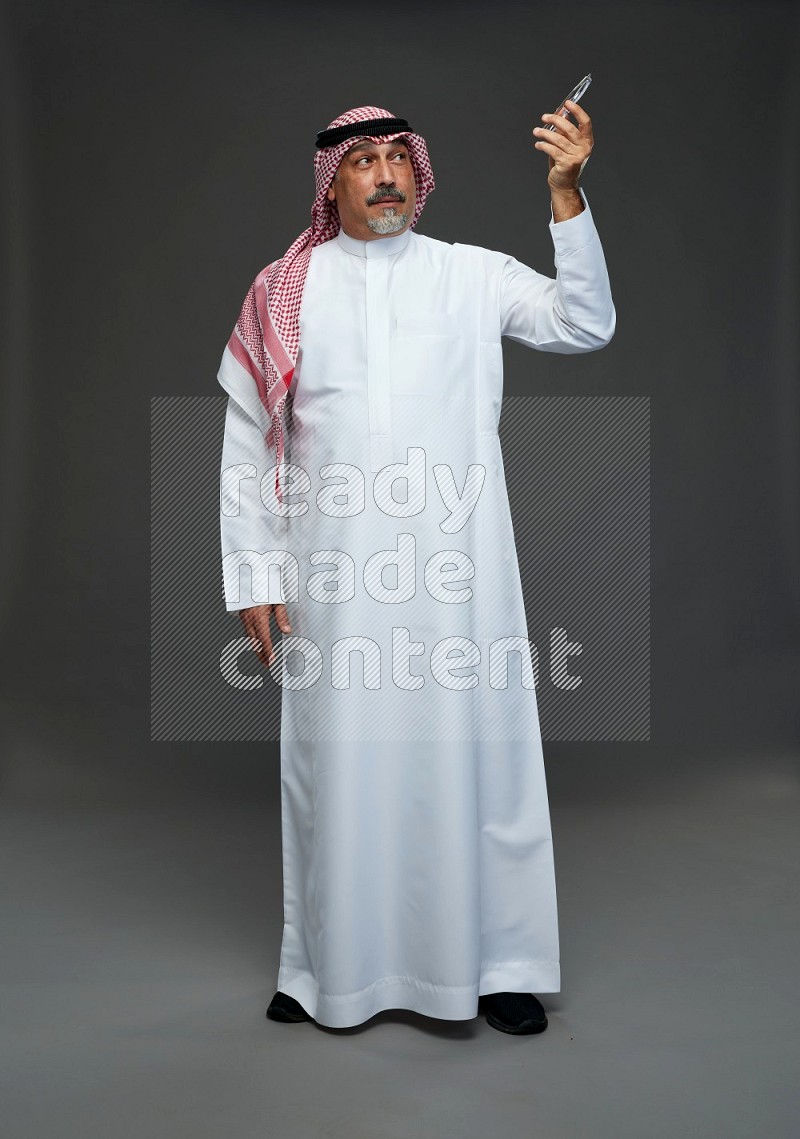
[[239, 603, 293, 668]]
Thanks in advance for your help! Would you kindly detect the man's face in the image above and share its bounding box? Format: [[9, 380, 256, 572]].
[[326, 138, 417, 241]]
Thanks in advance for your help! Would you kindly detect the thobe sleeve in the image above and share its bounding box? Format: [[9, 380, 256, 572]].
[[498, 189, 616, 353], [217, 347, 293, 612]]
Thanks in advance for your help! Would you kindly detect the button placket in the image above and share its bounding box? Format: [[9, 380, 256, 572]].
[[365, 251, 393, 473]]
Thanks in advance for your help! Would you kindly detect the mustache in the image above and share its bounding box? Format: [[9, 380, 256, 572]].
[[367, 190, 406, 204]]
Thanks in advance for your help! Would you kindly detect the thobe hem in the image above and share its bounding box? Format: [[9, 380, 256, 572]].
[[276, 960, 561, 1029]]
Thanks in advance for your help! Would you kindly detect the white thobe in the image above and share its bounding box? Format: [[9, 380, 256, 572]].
[[217, 188, 615, 1028]]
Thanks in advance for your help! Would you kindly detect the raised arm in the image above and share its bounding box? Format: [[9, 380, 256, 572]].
[[499, 94, 615, 353], [499, 189, 616, 352]]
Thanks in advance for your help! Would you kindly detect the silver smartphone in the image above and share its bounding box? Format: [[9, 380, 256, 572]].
[[544, 73, 592, 131]]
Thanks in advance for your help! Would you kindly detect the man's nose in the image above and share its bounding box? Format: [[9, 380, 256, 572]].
[[374, 159, 396, 185]]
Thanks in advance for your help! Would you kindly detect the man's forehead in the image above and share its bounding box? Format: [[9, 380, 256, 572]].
[[344, 137, 410, 155]]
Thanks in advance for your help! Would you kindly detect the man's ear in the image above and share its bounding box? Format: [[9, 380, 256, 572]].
[[326, 184, 335, 202]]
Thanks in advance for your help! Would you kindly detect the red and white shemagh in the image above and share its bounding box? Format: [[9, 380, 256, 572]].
[[223, 105, 436, 502]]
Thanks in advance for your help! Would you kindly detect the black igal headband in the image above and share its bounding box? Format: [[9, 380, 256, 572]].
[[315, 117, 413, 150]]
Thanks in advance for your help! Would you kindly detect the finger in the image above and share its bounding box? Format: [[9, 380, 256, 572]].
[[563, 98, 591, 126], [533, 127, 573, 153], [533, 138, 562, 158], [245, 611, 273, 668], [273, 603, 293, 634], [543, 115, 588, 145], [255, 611, 276, 667], [541, 111, 581, 140], [534, 138, 584, 166]]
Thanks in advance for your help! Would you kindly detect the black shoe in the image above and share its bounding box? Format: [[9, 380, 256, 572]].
[[266, 990, 312, 1023], [480, 991, 548, 1035]]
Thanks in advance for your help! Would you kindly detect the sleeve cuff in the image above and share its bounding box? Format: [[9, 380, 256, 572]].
[[548, 187, 596, 250]]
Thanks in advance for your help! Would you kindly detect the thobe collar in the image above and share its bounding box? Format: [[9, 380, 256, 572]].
[[335, 225, 412, 259]]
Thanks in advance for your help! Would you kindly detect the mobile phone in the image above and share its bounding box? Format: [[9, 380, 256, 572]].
[[544, 73, 592, 131]]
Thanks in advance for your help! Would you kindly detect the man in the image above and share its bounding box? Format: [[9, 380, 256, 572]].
[[217, 103, 614, 1035]]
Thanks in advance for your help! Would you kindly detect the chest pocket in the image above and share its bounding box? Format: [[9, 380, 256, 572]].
[[391, 313, 462, 396]]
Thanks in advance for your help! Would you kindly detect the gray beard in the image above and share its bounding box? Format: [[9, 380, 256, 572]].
[[366, 205, 409, 235]]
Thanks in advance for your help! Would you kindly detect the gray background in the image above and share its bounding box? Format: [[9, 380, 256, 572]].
[[1, 1, 798, 1136]]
